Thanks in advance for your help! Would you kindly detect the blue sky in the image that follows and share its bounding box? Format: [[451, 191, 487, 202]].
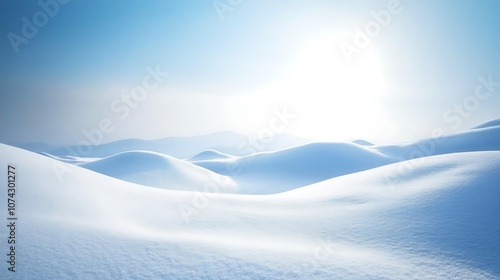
[[1, 0, 500, 146]]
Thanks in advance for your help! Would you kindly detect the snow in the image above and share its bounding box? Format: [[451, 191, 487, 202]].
[[376, 125, 500, 159], [80, 150, 237, 192], [188, 149, 234, 161], [472, 119, 500, 130], [190, 123, 500, 194], [44, 132, 310, 159], [194, 142, 396, 194], [352, 139, 374, 146], [1, 121, 500, 279]]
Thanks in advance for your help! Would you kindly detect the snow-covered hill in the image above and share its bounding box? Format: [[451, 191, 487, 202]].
[[472, 119, 500, 130], [43, 132, 309, 159], [193, 142, 396, 194], [377, 124, 500, 159], [80, 150, 237, 192], [0, 143, 499, 279], [188, 149, 234, 161], [35, 119, 500, 195], [192, 121, 500, 194]]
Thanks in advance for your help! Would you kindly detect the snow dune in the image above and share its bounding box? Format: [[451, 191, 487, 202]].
[[194, 142, 396, 194], [46, 132, 309, 159], [352, 139, 374, 146], [188, 149, 234, 161], [63, 142, 394, 194], [38, 152, 100, 165], [472, 119, 500, 129], [377, 124, 500, 159], [191, 121, 500, 194], [80, 150, 237, 192], [57, 120, 500, 195], [1, 143, 499, 279]]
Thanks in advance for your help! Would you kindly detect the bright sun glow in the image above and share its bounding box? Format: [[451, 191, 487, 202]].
[[224, 34, 395, 142]]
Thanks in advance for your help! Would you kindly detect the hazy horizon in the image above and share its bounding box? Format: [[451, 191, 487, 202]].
[[1, 0, 500, 146]]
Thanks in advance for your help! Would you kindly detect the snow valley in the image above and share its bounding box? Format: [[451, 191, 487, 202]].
[[0, 120, 499, 279]]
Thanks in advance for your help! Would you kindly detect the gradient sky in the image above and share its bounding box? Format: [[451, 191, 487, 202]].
[[1, 0, 500, 146]]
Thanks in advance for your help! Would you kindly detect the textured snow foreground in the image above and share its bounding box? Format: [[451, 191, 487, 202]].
[[1, 143, 500, 279]]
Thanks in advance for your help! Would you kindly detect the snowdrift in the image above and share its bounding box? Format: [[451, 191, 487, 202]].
[[46, 132, 309, 159], [472, 119, 500, 129], [0, 143, 499, 279], [188, 149, 234, 161], [80, 150, 237, 192], [66, 121, 500, 194], [376, 122, 500, 159], [194, 142, 396, 194]]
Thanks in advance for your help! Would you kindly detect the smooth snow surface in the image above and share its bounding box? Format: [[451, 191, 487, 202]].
[[2, 120, 500, 279], [194, 142, 396, 194], [352, 139, 374, 146], [1, 142, 499, 279], [188, 149, 234, 161], [45, 132, 310, 159], [80, 150, 237, 192], [472, 119, 500, 129], [61, 121, 500, 194]]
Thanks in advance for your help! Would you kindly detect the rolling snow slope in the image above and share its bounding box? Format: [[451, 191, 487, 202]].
[[190, 121, 500, 194], [377, 125, 500, 159], [193, 142, 396, 194], [188, 149, 234, 161], [45, 120, 500, 195], [80, 150, 237, 192], [472, 119, 500, 129], [0, 143, 499, 279], [44, 132, 309, 159]]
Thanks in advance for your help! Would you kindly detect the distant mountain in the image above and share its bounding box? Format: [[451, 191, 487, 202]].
[[47, 132, 310, 158]]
